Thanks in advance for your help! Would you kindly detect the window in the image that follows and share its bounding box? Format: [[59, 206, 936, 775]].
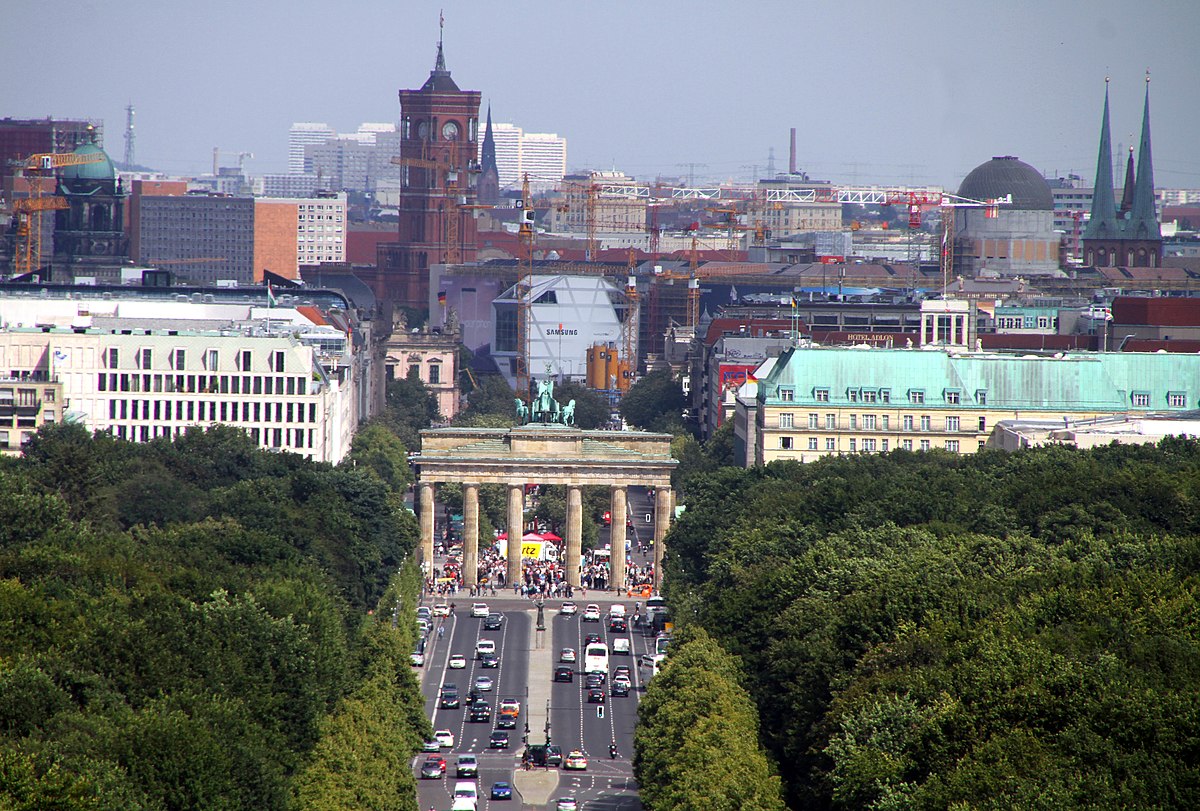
[[847, 388, 860, 402], [272, 351, 285, 373], [862, 414, 877, 430], [920, 415, 931, 431], [205, 349, 219, 371], [848, 438, 857, 452], [808, 437, 818, 450], [428, 363, 441, 384], [238, 350, 252, 371], [106, 347, 119, 368], [920, 439, 931, 452], [903, 414, 914, 431], [780, 436, 793, 450], [779, 388, 795, 402], [172, 348, 186, 370], [814, 388, 829, 402], [880, 389, 891, 403], [862, 390, 877, 403], [945, 390, 961, 404], [779, 413, 794, 428], [1168, 392, 1186, 408], [43, 389, 55, 403], [408, 364, 420, 379], [946, 440, 960, 452], [849, 414, 858, 430], [976, 390, 987, 405], [979, 417, 987, 432], [862, 438, 877, 452], [1131, 392, 1150, 407], [881, 439, 889, 452], [808, 413, 819, 428], [908, 389, 925, 404], [825, 438, 836, 450], [881, 415, 889, 430], [826, 414, 837, 429], [903, 439, 913, 451], [946, 416, 960, 431], [139, 348, 152, 369]]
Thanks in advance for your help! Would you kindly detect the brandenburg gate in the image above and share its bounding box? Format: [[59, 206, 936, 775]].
[[409, 414, 677, 591]]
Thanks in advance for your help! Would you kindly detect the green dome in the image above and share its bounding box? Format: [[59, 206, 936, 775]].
[[59, 142, 116, 182]]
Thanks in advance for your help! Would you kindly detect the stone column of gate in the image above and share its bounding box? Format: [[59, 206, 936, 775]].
[[566, 485, 583, 587], [653, 486, 672, 590], [462, 483, 480, 589], [418, 482, 435, 580], [609, 485, 628, 593], [506, 484, 524, 589]]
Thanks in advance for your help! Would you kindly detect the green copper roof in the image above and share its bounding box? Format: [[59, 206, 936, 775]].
[[60, 142, 115, 182], [759, 346, 1200, 413]]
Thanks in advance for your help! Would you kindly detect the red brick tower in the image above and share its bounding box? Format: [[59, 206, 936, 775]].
[[376, 25, 481, 312]]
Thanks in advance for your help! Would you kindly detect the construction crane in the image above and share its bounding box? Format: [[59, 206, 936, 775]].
[[212, 148, 253, 175], [937, 192, 1009, 294], [621, 249, 640, 381], [6, 150, 104, 276], [515, 174, 536, 402]]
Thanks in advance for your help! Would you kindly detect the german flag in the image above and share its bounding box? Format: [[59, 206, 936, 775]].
[[437, 291, 447, 305]]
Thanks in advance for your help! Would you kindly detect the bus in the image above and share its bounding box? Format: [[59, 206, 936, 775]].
[[583, 642, 609, 675], [654, 633, 671, 657], [645, 596, 668, 631]]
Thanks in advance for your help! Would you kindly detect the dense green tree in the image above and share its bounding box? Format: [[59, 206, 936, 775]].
[[347, 424, 413, 492], [376, 371, 441, 451], [619, 369, 687, 433], [457, 374, 517, 424]]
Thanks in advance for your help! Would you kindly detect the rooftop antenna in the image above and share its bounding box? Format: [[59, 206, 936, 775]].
[[123, 104, 135, 167]]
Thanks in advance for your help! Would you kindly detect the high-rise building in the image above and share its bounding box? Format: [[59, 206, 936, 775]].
[[1082, 77, 1163, 267], [288, 123, 335, 174], [373, 31, 481, 309], [479, 122, 567, 189]]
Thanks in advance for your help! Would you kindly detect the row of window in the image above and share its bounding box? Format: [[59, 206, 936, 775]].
[[109, 423, 314, 450], [778, 436, 967, 453], [105, 348, 289, 374], [785, 388, 1188, 409], [98, 373, 309, 396], [106, 398, 318, 425], [779, 412, 984, 433]]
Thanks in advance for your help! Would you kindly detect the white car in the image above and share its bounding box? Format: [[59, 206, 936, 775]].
[[560, 647, 577, 663], [474, 675, 494, 692], [556, 798, 579, 811], [471, 603, 490, 618], [410, 651, 425, 667], [559, 601, 578, 615], [435, 729, 455, 748], [582, 604, 601, 622], [433, 604, 451, 617], [448, 654, 467, 669]]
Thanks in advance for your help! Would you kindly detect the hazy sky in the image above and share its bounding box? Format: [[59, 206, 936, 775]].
[[6, 0, 1198, 190]]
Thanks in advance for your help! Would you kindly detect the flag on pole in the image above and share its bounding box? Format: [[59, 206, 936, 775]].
[[437, 291, 447, 305], [267, 283, 277, 307]]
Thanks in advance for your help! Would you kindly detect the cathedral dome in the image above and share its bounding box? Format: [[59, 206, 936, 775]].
[[59, 141, 116, 183], [957, 156, 1052, 211]]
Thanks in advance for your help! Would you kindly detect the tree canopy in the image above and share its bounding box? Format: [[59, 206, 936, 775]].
[[661, 441, 1200, 809], [0, 424, 428, 809], [619, 369, 688, 433]]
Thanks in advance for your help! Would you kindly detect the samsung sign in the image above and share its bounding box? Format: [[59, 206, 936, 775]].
[[546, 327, 579, 336]]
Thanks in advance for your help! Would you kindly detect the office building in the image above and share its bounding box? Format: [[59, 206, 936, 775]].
[[288, 123, 335, 174], [479, 121, 567, 189]]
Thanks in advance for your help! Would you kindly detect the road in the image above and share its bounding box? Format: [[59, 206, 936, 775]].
[[412, 486, 662, 810]]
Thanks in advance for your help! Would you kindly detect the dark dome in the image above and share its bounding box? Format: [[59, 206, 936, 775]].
[[957, 156, 1052, 211]]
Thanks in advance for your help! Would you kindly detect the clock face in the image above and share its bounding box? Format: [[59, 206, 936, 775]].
[[442, 121, 460, 140], [417, 121, 429, 139]]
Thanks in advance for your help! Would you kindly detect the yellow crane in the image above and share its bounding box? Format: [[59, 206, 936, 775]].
[[7, 150, 104, 276]]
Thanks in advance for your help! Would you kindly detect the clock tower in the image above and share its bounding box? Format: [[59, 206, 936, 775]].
[[377, 26, 481, 312]]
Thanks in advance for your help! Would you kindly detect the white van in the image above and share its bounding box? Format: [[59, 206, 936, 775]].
[[611, 637, 631, 655], [475, 638, 496, 658], [609, 604, 626, 618], [454, 781, 478, 807]]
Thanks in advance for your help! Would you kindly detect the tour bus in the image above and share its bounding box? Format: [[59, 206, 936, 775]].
[[583, 642, 610, 675], [655, 633, 671, 656]]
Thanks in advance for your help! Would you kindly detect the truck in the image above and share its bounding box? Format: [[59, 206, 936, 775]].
[[495, 538, 559, 562]]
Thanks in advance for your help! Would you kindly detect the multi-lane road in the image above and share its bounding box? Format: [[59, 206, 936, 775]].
[[412, 490, 662, 810]]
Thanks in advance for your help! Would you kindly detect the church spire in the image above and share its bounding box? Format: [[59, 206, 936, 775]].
[[1130, 72, 1160, 239], [481, 105, 497, 172], [1083, 78, 1118, 239], [1119, 146, 1135, 215]]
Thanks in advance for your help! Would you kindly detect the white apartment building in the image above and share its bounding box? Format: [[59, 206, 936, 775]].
[[0, 294, 363, 462], [482, 122, 567, 189], [288, 122, 336, 174]]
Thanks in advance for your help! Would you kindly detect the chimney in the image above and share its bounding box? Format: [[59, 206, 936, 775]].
[[789, 128, 797, 175]]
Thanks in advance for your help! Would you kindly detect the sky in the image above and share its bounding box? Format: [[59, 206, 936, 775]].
[[6, 0, 1198, 190]]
